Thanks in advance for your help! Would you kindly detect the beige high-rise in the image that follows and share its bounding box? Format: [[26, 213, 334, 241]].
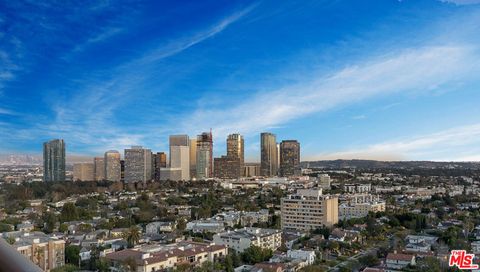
[[104, 150, 121, 182], [281, 189, 338, 231], [73, 163, 94, 181], [189, 139, 197, 178], [94, 157, 105, 181]]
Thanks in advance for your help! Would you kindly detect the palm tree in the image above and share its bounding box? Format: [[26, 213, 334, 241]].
[[34, 247, 45, 269], [123, 226, 141, 248]]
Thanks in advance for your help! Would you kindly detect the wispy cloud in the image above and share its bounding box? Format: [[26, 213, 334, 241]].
[[136, 4, 256, 64], [181, 45, 480, 139], [38, 5, 255, 154], [72, 27, 124, 53], [311, 123, 480, 161]]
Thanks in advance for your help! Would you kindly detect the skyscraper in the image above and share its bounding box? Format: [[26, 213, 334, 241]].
[[169, 135, 190, 180], [124, 146, 152, 183], [214, 156, 241, 179], [153, 152, 167, 181], [104, 150, 121, 182], [94, 157, 105, 181], [227, 133, 244, 167], [73, 163, 94, 181], [43, 139, 65, 182], [169, 135, 189, 164], [279, 140, 300, 177], [214, 133, 244, 179], [196, 131, 213, 179], [170, 145, 190, 180], [260, 132, 278, 177], [189, 138, 197, 178]]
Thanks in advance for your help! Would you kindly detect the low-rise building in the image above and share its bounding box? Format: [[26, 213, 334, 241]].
[[105, 241, 227, 271], [339, 195, 386, 220], [287, 249, 316, 265], [385, 253, 415, 271], [213, 227, 282, 253], [146, 221, 176, 235]]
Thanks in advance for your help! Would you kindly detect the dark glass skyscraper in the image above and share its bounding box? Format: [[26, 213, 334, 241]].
[[279, 140, 300, 177], [196, 131, 213, 179], [43, 139, 66, 182]]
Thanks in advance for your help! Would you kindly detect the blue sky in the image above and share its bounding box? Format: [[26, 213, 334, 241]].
[[2, 0, 480, 162]]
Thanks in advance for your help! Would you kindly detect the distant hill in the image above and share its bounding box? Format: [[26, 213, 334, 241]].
[[301, 159, 480, 170]]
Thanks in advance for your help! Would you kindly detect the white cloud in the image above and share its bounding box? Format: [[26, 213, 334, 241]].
[[310, 123, 480, 161], [38, 5, 255, 154], [181, 45, 480, 140]]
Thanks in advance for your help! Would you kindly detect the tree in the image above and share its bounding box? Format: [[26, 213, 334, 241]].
[[43, 212, 57, 233], [242, 246, 273, 264], [122, 257, 137, 271], [65, 245, 80, 265], [59, 223, 68, 233], [60, 203, 79, 222], [177, 218, 187, 231], [230, 250, 241, 267], [123, 226, 141, 248], [359, 254, 380, 267], [6, 236, 16, 245], [35, 247, 45, 267], [225, 254, 234, 272], [50, 264, 79, 272]]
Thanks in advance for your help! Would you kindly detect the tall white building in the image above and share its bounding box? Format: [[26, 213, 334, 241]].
[[170, 145, 190, 180], [124, 146, 152, 183], [281, 189, 338, 231]]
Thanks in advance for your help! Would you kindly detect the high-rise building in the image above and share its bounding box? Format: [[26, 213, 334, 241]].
[[281, 189, 338, 231], [214, 133, 244, 179], [196, 131, 213, 179], [189, 138, 197, 178], [169, 135, 190, 180], [170, 145, 190, 180], [169, 135, 189, 164], [260, 133, 277, 177], [73, 163, 94, 181], [227, 133, 244, 164], [43, 139, 66, 182], [244, 163, 261, 177], [279, 140, 300, 177], [227, 133, 244, 175], [94, 157, 105, 181], [214, 156, 241, 179], [153, 152, 167, 181], [120, 160, 125, 181], [104, 150, 121, 182], [124, 146, 152, 183]]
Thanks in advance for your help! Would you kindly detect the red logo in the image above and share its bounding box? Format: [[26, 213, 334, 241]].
[[449, 250, 479, 270]]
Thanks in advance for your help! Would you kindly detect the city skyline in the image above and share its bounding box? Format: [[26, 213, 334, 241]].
[[2, 1, 480, 161]]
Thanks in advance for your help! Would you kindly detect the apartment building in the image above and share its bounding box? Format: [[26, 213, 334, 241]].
[[339, 194, 386, 220], [213, 227, 282, 253], [105, 241, 227, 271], [281, 189, 338, 231], [3, 231, 65, 271]]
